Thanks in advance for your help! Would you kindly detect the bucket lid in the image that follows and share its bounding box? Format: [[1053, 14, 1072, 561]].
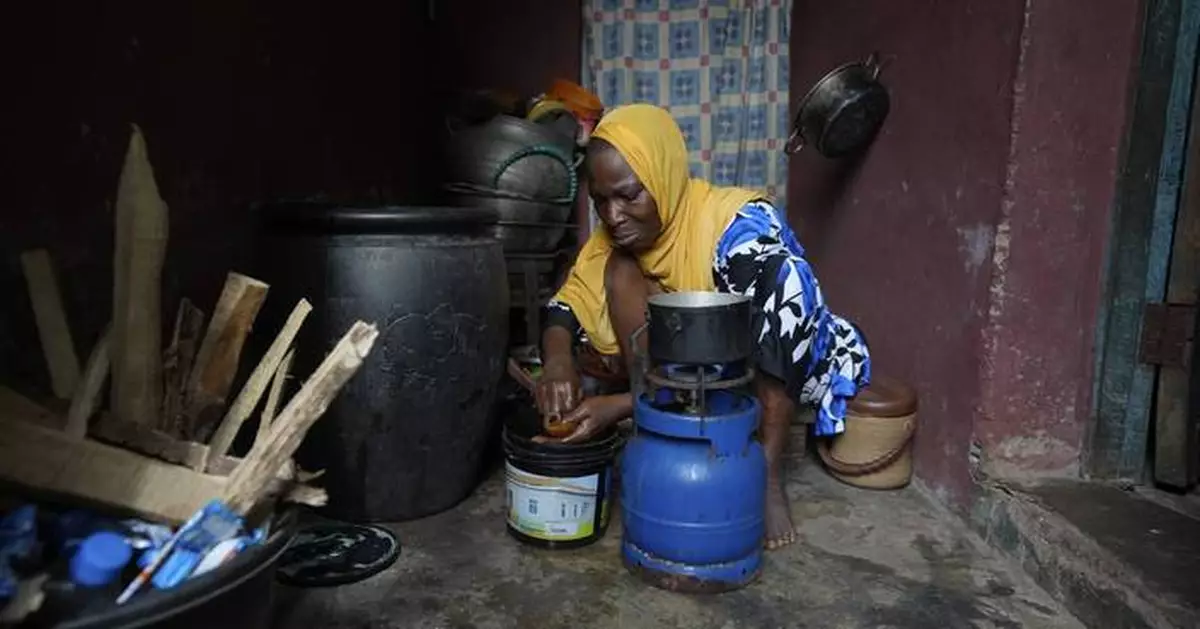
[[848, 375, 918, 417], [276, 522, 400, 588]]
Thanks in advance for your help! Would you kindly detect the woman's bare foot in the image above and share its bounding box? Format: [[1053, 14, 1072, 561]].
[[764, 474, 796, 549]]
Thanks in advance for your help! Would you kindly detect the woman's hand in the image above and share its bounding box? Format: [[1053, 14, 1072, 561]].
[[535, 357, 582, 418], [550, 393, 633, 444]]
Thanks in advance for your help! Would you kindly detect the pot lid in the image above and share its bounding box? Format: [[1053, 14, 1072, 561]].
[[847, 375, 918, 417]]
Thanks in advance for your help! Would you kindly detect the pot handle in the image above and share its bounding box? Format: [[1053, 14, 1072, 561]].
[[864, 51, 884, 81], [629, 322, 649, 397], [784, 126, 806, 154], [491, 144, 579, 204]]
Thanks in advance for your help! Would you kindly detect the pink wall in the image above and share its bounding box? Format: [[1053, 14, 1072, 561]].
[[788, 0, 1142, 506]]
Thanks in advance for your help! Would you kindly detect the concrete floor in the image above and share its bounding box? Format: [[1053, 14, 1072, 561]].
[[273, 463, 1081, 629]]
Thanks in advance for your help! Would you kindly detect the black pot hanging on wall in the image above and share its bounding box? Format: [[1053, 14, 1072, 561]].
[[786, 52, 891, 159]]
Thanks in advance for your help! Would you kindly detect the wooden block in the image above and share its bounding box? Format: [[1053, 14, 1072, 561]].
[[111, 125, 169, 427], [90, 414, 210, 470], [0, 386, 64, 431], [183, 272, 269, 441], [162, 299, 205, 436], [206, 299, 311, 468], [0, 390, 222, 524], [20, 249, 81, 399], [66, 325, 112, 439]]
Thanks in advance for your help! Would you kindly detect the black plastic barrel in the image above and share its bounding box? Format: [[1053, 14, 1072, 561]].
[[501, 406, 623, 549], [255, 204, 509, 522]]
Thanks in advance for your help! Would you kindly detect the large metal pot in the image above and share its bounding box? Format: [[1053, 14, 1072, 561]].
[[444, 187, 573, 253], [786, 53, 890, 158], [445, 115, 578, 202], [646, 292, 752, 365]]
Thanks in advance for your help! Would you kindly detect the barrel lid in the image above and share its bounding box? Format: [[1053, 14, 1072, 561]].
[[258, 202, 499, 234], [848, 375, 918, 417]]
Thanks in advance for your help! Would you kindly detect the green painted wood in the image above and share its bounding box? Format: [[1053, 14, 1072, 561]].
[[1089, 0, 1195, 480]]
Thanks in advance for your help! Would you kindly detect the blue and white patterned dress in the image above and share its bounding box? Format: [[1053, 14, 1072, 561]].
[[714, 200, 871, 436], [546, 200, 871, 436]]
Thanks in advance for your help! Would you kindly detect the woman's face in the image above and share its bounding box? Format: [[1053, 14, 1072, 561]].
[[587, 140, 662, 253]]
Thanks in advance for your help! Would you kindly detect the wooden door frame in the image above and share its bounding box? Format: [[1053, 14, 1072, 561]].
[[1088, 0, 1200, 481]]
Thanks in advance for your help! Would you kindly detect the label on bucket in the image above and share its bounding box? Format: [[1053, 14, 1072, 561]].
[[505, 462, 601, 541]]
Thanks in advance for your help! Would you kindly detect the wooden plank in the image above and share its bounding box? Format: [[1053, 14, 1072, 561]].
[[224, 321, 378, 514], [90, 414, 210, 470], [0, 389, 222, 524], [1090, 0, 1198, 479], [111, 125, 169, 427], [20, 249, 81, 399], [0, 386, 64, 431], [66, 325, 112, 439], [161, 299, 205, 436], [1154, 55, 1200, 488], [206, 299, 311, 468], [182, 273, 269, 441]]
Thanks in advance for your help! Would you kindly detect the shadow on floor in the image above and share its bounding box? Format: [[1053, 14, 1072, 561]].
[[974, 478, 1199, 629]]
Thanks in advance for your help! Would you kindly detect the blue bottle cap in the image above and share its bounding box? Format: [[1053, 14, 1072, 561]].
[[70, 531, 133, 587]]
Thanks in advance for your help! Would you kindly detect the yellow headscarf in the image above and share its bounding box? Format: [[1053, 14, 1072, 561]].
[[552, 104, 764, 355]]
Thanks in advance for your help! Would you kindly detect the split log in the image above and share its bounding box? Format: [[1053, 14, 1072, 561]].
[[257, 348, 294, 445], [111, 125, 169, 427], [161, 299, 205, 435], [65, 325, 113, 439], [183, 273, 268, 440], [224, 321, 378, 514], [206, 299, 311, 469], [20, 249, 81, 399]]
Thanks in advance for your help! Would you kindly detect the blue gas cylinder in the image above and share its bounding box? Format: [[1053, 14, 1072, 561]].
[[620, 388, 765, 592]]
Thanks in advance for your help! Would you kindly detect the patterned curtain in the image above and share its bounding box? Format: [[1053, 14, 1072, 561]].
[[582, 0, 793, 210]]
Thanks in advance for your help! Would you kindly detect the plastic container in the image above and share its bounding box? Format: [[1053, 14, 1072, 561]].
[[546, 79, 603, 122], [501, 406, 623, 549], [256, 204, 509, 523], [70, 532, 132, 587], [28, 510, 295, 629]]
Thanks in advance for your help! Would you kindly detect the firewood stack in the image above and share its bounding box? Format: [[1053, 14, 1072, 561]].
[[0, 125, 377, 523]]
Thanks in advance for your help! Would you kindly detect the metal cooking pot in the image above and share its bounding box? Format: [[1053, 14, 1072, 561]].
[[445, 115, 578, 202], [786, 53, 890, 158], [646, 292, 753, 365], [492, 220, 572, 253], [444, 187, 573, 252]]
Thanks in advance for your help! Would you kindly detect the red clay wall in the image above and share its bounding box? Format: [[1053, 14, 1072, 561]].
[[788, 0, 1143, 506]]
